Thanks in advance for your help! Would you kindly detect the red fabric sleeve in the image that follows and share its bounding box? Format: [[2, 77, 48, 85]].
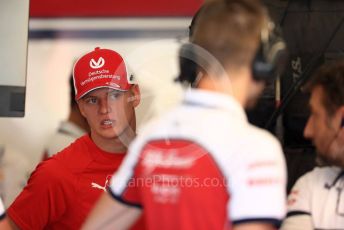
[[7, 160, 70, 230]]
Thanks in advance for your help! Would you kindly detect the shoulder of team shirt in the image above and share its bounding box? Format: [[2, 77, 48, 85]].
[[294, 166, 342, 187], [136, 105, 283, 152], [245, 124, 283, 152], [46, 134, 94, 173]]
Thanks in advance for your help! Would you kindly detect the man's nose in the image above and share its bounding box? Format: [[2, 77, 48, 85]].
[[304, 117, 313, 139], [99, 99, 110, 114]]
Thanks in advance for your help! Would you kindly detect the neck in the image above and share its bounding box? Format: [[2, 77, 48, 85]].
[[196, 68, 250, 107], [90, 132, 135, 153]]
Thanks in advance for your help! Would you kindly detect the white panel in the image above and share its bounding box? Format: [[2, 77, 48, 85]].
[[0, 0, 29, 86]]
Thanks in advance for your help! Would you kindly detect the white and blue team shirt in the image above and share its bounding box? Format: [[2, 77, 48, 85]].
[[110, 89, 287, 230], [282, 166, 344, 230]]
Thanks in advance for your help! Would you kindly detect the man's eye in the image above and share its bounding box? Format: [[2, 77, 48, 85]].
[[109, 93, 120, 100], [86, 98, 97, 104]]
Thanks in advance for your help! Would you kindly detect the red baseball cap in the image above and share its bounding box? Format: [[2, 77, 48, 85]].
[[73, 47, 135, 100]]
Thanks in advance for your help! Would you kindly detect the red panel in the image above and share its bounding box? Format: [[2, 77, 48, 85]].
[[30, 0, 203, 17]]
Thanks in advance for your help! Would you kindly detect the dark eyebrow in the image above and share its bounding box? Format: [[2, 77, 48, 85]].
[[82, 95, 95, 100], [108, 91, 124, 97], [108, 90, 122, 94]]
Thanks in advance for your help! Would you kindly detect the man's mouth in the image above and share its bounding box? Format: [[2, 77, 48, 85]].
[[101, 119, 114, 126]]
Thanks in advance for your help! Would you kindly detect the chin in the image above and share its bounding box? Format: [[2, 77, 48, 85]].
[[97, 129, 117, 138], [245, 98, 259, 109], [105, 132, 121, 139], [316, 155, 332, 166]]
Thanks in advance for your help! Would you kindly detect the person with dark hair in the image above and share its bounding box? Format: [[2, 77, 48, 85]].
[[7, 47, 144, 229], [281, 60, 344, 229], [42, 76, 89, 160], [83, 1, 287, 229]]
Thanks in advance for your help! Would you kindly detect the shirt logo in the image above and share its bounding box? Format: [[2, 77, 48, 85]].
[[91, 182, 107, 192], [90, 57, 105, 69], [91, 175, 112, 192], [142, 150, 196, 175]]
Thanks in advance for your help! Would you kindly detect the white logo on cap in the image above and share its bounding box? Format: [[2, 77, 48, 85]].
[[90, 57, 105, 69]]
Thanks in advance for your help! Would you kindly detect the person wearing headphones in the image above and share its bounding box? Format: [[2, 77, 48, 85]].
[[7, 47, 144, 229], [83, 0, 287, 229], [281, 60, 344, 229]]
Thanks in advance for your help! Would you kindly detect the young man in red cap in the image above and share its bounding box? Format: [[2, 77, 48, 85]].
[[7, 47, 144, 230]]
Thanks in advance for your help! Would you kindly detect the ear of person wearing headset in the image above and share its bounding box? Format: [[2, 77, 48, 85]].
[[281, 60, 344, 230]]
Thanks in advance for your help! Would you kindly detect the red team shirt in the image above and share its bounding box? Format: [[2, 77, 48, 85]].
[[110, 90, 287, 230], [8, 134, 144, 230]]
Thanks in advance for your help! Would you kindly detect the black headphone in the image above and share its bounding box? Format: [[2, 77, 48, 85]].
[[176, 43, 198, 86], [177, 3, 287, 85], [341, 118, 344, 128]]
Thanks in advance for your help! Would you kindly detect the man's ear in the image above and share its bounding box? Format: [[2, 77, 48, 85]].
[[77, 101, 87, 118], [129, 85, 141, 108]]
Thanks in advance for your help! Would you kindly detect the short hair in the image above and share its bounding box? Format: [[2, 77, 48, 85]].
[[306, 60, 344, 116], [188, 5, 204, 39], [69, 75, 77, 108], [191, 0, 267, 71]]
